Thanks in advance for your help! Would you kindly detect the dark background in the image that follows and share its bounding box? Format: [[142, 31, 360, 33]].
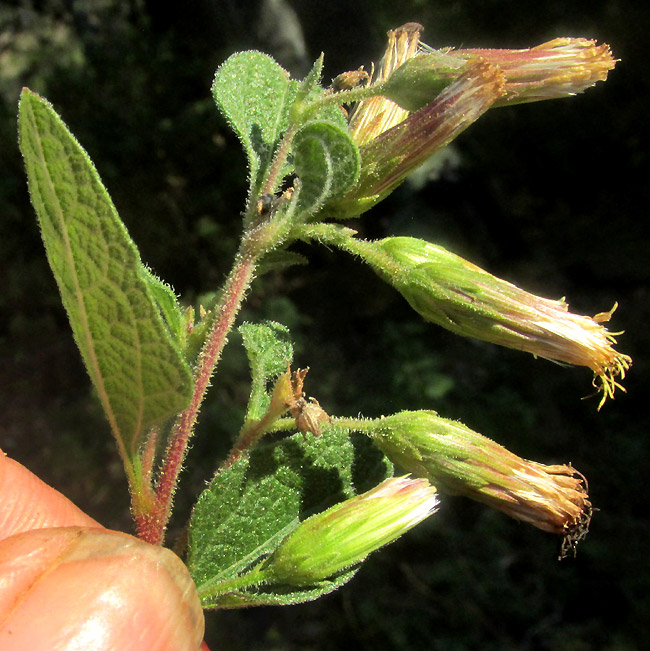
[[1, 1, 648, 649]]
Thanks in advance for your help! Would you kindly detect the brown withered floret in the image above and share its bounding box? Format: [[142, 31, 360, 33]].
[[285, 367, 331, 437], [331, 67, 370, 92]]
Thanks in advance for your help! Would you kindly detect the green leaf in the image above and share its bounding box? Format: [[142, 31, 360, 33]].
[[293, 54, 324, 107], [18, 89, 193, 466], [212, 51, 349, 206], [292, 121, 360, 219], [188, 426, 393, 608], [239, 321, 293, 421], [292, 57, 349, 130], [212, 51, 292, 197], [256, 249, 309, 276], [141, 267, 186, 346]]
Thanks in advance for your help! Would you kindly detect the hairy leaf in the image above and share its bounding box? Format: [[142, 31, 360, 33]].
[[212, 51, 292, 197], [141, 267, 186, 346], [212, 51, 348, 206], [256, 249, 309, 276], [294, 54, 325, 106], [18, 89, 193, 465], [188, 426, 392, 608], [292, 121, 360, 219], [239, 321, 293, 420]]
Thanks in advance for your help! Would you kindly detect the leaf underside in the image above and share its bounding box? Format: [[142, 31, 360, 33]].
[[18, 89, 193, 464]]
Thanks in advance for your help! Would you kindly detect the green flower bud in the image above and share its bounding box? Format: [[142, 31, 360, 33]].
[[263, 476, 438, 585], [378, 51, 467, 113], [362, 236, 630, 407], [372, 411, 591, 558]]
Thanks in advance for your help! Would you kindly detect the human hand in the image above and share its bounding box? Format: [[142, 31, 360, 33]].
[[0, 450, 205, 650]]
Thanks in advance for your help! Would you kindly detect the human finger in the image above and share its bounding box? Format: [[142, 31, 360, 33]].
[[0, 450, 100, 540], [0, 527, 205, 650]]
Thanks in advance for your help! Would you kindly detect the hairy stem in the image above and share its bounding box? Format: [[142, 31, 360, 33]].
[[197, 564, 267, 602], [297, 223, 402, 275], [261, 124, 299, 197], [331, 416, 380, 434], [135, 244, 259, 545], [303, 83, 389, 119], [220, 409, 284, 473]]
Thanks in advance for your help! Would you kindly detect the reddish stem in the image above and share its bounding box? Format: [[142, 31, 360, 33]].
[[220, 418, 268, 473], [136, 250, 258, 545]]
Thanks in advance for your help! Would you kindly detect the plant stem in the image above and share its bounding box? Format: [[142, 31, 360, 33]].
[[261, 125, 299, 197], [266, 417, 297, 433], [297, 223, 402, 276], [302, 83, 389, 119], [135, 244, 259, 545], [221, 412, 277, 472], [332, 416, 380, 434], [197, 564, 268, 602]]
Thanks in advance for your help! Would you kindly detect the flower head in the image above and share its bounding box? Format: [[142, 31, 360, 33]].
[[373, 411, 592, 558], [263, 476, 438, 585], [452, 38, 617, 105], [363, 236, 630, 407], [328, 28, 616, 218], [332, 60, 505, 217], [349, 22, 425, 147], [376, 36, 617, 112]]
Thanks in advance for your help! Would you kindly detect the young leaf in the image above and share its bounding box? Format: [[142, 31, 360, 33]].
[[18, 89, 193, 467], [292, 57, 349, 130], [293, 54, 325, 106], [188, 426, 393, 608], [141, 267, 186, 347], [292, 121, 360, 219], [239, 321, 293, 420], [256, 249, 308, 276], [212, 51, 292, 197]]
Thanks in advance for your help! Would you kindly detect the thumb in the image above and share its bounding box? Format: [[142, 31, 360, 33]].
[[0, 451, 205, 649], [0, 449, 100, 539], [0, 527, 205, 650]]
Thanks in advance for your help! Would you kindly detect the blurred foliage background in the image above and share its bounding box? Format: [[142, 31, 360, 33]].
[[1, 1, 648, 649]]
